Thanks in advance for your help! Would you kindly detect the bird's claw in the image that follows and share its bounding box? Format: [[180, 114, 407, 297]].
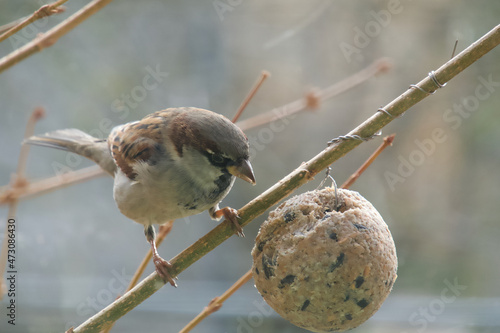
[[215, 207, 245, 237], [153, 255, 177, 287]]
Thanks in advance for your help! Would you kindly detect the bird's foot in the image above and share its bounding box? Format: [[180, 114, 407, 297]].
[[153, 253, 177, 287], [213, 207, 245, 237]]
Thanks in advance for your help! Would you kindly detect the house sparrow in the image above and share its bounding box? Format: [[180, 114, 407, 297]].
[[25, 107, 256, 286]]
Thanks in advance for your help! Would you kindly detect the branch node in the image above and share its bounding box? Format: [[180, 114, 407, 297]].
[[11, 175, 28, 189], [384, 134, 396, 146], [0, 189, 15, 205], [305, 89, 321, 110], [205, 297, 223, 314], [32, 107, 46, 120], [374, 57, 393, 74], [36, 4, 66, 18], [36, 33, 59, 50]]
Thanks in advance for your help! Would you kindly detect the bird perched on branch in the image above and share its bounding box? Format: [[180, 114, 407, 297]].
[[25, 107, 256, 286]]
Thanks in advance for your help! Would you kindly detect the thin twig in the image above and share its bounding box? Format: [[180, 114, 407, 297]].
[[235, 57, 392, 131], [341, 134, 395, 189], [0, 0, 114, 74], [0, 17, 29, 35], [16, 108, 46, 178], [0, 0, 68, 43], [0, 108, 44, 298], [0, 165, 105, 205], [232, 71, 270, 123], [71, 23, 500, 333], [179, 270, 253, 333]]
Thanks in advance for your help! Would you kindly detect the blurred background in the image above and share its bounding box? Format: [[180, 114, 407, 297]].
[[1, 1, 499, 332]]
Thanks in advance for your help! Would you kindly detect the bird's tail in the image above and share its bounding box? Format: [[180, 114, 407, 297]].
[[24, 129, 116, 176]]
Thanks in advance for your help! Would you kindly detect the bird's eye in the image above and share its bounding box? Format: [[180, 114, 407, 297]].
[[210, 153, 226, 165]]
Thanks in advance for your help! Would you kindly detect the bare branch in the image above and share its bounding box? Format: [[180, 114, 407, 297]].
[[0, 0, 114, 74], [0, 0, 68, 43], [341, 134, 395, 189], [232, 71, 270, 123], [236, 57, 392, 131], [179, 270, 253, 333], [0, 166, 105, 205]]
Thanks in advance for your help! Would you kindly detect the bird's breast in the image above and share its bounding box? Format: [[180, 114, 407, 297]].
[[112, 163, 234, 225]]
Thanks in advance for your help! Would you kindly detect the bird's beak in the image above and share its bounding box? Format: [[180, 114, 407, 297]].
[[227, 159, 256, 185]]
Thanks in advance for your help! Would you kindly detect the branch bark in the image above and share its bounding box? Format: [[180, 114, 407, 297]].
[[72, 23, 500, 333]]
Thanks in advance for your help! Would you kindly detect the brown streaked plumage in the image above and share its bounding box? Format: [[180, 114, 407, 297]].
[[109, 118, 165, 180]]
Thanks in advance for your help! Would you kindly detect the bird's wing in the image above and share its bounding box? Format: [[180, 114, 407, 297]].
[[108, 115, 167, 180]]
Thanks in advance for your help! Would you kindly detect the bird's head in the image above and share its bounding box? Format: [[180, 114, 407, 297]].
[[167, 108, 256, 188]]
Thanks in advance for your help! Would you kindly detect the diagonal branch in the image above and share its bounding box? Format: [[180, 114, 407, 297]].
[[341, 134, 395, 189], [72, 23, 500, 333], [0, 0, 68, 43], [232, 70, 270, 123], [0, 165, 105, 205], [0, 0, 114, 74], [235, 57, 391, 131], [179, 271, 253, 333]]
